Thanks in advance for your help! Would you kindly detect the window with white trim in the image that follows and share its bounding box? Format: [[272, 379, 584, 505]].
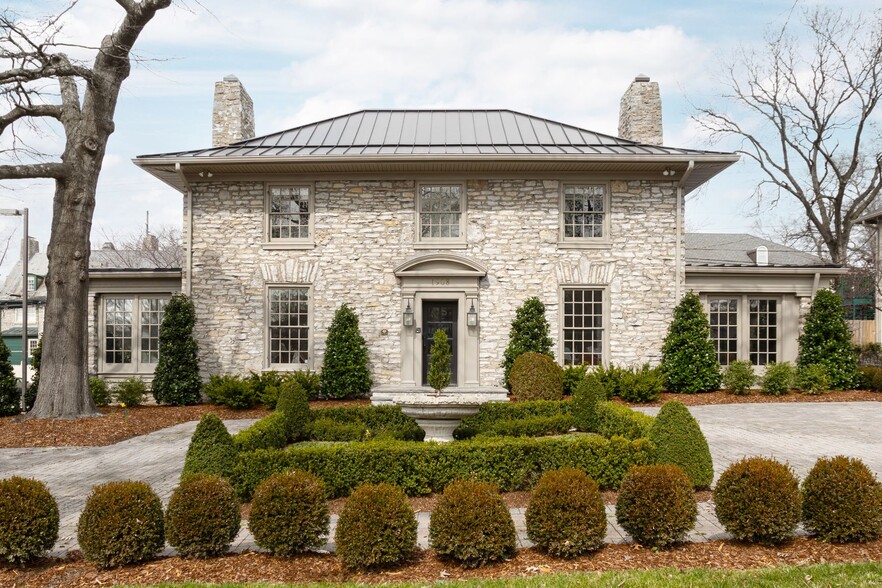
[[101, 295, 169, 373], [416, 183, 466, 245], [267, 286, 310, 366], [562, 288, 605, 366], [708, 296, 779, 366], [267, 185, 312, 242], [561, 184, 608, 241]]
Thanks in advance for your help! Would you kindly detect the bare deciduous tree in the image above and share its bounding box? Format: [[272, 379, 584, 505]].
[[97, 225, 184, 269], [695, 7, 882, 267], [0, 0, 171, 418]]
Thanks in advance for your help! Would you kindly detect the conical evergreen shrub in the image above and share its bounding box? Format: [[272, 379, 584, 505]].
[[320, 304, 372, 399], [152, 294, 202, 405], [648, 400, 714, 489], [427, 329, 452, 393], [502, 297, 553, 389], [661, 291, 721, 393], [181, 413, 237, 481], [0, 339, 20, 416], [798, 289, 859, 390]]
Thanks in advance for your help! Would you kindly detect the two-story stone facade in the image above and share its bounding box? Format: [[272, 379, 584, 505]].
[[135, 76, 742, 392]]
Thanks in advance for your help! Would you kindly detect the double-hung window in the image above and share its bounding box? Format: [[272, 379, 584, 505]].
[[416, 183, 466, 247], [102, 295, 169, 374], [266, 184, 314, 247], [560, 183, 609, 245], [562, 288, 605, 366], [708, 296, 779, 366], [267, 286, 311, 368]]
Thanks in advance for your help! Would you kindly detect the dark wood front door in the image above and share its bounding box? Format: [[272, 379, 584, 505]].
[[422, 300, 458, 386]]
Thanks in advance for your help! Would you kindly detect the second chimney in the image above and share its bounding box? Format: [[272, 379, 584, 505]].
[[212, 75, 255, 147], [618, 75, 663, 146]]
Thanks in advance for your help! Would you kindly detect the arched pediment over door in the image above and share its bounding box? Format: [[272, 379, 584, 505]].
[[394, 253, 487, 388]]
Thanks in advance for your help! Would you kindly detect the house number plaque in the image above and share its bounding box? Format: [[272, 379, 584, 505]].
[[431, 278, 450, 286]]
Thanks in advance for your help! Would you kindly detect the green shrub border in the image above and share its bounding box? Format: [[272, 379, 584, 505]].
[[231, 434, 654, 500]]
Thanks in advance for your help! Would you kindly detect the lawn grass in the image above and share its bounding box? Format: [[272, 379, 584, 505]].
[[126, 561, 882, 587]]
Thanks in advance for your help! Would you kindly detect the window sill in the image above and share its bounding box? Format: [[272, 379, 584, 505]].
[[266, 365, 311, 372], [261, 241, 316, 250], [557, 241, 612, 250], [413, 242, 468, 250]]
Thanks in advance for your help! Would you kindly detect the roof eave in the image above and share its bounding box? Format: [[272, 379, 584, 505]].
[[686, 265, 847, 275]]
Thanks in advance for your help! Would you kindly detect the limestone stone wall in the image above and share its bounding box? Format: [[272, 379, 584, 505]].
[[188, 178, 682, 386]]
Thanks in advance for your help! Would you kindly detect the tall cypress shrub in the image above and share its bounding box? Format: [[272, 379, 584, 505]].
[[798, 289, 859, 390], [152, 294, 202, 405], [661, 291, 721, 393], [0, 339, 20, 416], [320, 304, 372, 399], [502, 297, 553, 389], [427, 329, 452, 393]]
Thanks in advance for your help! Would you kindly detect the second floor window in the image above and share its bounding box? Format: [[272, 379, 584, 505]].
[[417, 184, 465, 245], [562, 184, 607, 241], [268, 185, 311, 241]]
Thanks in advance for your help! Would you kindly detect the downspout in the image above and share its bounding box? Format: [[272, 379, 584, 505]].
[[175, 163, 193, 296], [675, 161, 695, 301]]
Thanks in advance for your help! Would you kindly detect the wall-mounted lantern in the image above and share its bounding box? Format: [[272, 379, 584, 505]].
[[467, 300, 478, 327], [403, 300, 414, 327]]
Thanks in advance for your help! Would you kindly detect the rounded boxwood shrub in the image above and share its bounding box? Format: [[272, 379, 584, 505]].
[[77, 480, 164, 569], [112, 376, 147, 407], [722, 360, 756, 395], [615, 464, 696, 549], [572, 373, 608, 432], [562, 364, 587, 396], [181, 413, 237, 481], [203, 374, 256, 409], [713, 457, 800, 545], [429, 479, 516, 568], [858, 366, 882, 391], [647, 400, 714, 489], [798, 289, 859, 390], [509, 352, 563, 401], [0, 477, 59, 564], [165, 474, 241, 558], [249, 471, 329, 555], [797, 363, 830, 396], [276, 380, 309, 441], [660, 291, 721, 394], [320, 304, 372, 399], [760, 362, 795, 396], [617, 364, 664, 403], [152, 293, 202, 406], [89, 377, 111, 408], [335, 483, 417, 570], [801, 456, 882, 543], [525, 468, 606, 557]]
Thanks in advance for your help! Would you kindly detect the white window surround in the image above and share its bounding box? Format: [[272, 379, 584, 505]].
[[263, 183, 315, 250], [414, 182, 467, 249], [265, 284, 312, 370], [98, 294, 170, 375], [559, 286, 609, 366], [707, 294, 781, 367], [558, 182, 611, 249]]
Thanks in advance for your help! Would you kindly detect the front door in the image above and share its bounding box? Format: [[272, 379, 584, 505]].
[[422, 300, 458, 386]]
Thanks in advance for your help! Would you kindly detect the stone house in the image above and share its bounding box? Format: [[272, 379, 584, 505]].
[[131, 75, 841, 393]]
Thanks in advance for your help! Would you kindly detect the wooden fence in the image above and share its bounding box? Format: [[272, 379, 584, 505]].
[[847, 320, 876, 345]]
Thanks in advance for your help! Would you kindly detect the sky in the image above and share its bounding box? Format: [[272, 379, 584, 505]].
[[0, 0, 877, 275]]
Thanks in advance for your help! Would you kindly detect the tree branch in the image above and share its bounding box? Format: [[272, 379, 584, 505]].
[[0, 162, 68, 179], [0, 103, 62, 134]]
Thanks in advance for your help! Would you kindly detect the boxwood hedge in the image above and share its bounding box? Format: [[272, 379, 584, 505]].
[[453, 400, 573, 440], [231, 434, 653, 500]]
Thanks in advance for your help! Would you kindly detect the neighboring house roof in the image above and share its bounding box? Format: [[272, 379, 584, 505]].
[[134, 109, 739, 195], [1, 326, 38, 338], [0, 252, 48, 301], [685, 233, 837, 268], [89, 249, 182, 271]]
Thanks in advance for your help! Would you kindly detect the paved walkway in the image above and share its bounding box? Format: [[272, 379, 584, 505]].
[[1, 401, 879, 556]]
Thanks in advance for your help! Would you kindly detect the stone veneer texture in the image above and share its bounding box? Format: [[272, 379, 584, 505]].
[[188, 178, 682, 386]]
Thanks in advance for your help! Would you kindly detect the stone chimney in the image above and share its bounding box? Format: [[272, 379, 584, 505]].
[[27, 236, 39, 259], [618, 75, 663, 145], [212, 75, 255, 147], [142, 233, 159, 251]]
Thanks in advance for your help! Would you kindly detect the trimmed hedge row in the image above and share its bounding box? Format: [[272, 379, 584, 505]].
[[231, 434, 654, 500], [306, 405, 425, 442], [593, 401, 654, 440], [453, 400, 572, 440]]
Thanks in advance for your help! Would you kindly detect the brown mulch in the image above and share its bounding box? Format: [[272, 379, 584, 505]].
[[617, 388, 881, 408], [0, 400, 368, 449], [2, 537, 881, 587]]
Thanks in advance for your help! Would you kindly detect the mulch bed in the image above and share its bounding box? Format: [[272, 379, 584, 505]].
[[2, 537, 881, 587], [0, 391, 878, 449]]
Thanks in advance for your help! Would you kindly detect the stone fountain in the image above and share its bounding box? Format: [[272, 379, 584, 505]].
[[371, 385, 509, 442]]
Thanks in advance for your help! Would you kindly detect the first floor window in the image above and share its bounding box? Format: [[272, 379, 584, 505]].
[[102, 295, 169, 373], [562, 288, 604, 365], [708, 296, 779, 366], [268, 286, 310, 365]]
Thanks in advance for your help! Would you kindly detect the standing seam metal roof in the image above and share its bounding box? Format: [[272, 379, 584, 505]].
[[138, 109, 735, 159]]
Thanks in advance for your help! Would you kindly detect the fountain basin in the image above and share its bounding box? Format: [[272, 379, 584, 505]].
[[371, 386, 508, 442]]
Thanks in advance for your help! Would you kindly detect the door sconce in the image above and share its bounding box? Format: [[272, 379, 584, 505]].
[[403, 300, 414, 327], [466, 300, 478, 327]]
